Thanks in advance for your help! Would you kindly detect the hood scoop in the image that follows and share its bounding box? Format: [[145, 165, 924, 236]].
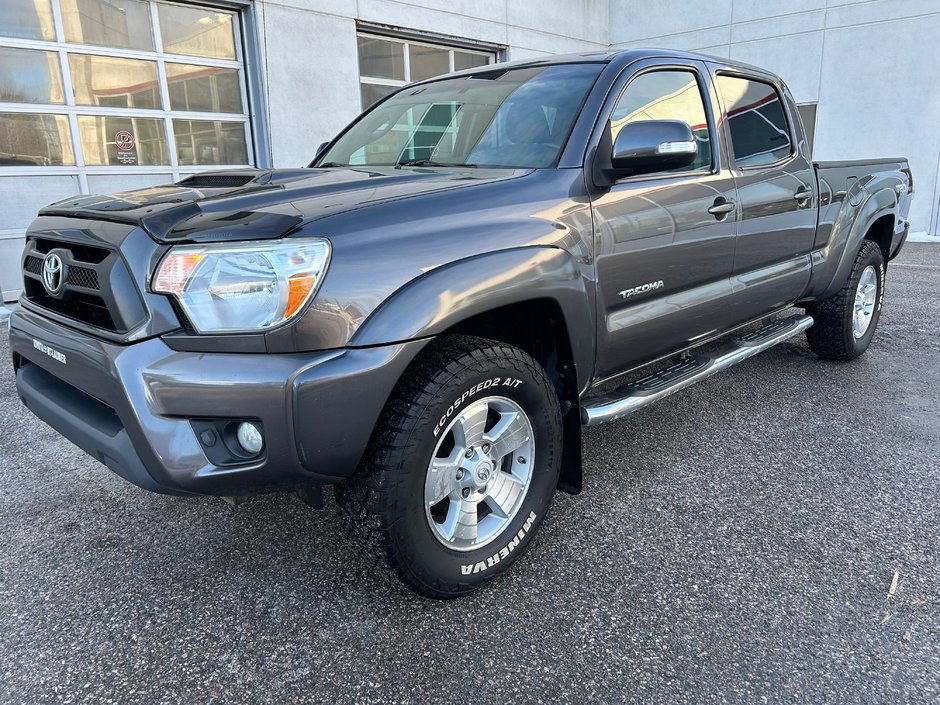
[[176, 172, 259, 189]]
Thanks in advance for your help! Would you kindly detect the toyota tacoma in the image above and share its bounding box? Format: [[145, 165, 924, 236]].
[[9, 50, 912, 597]]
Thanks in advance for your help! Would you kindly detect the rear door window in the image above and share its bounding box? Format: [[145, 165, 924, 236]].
[[716, 75, 792, 167]]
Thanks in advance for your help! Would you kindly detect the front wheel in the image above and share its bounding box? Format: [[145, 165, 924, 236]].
[[336, 335, 562, 598], [806, 239, 885, 360]]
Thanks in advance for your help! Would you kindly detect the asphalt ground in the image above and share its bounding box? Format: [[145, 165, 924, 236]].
[[1, 244, 937, 705]]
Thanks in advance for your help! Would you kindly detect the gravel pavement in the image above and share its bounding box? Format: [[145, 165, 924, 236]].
[[1, 244, 937, 705]]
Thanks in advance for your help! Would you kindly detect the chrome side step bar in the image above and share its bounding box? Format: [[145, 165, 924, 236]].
[[581, 314, 813, 427]]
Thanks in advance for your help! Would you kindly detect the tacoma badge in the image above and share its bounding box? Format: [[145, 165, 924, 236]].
[[619, 280, 664, 299]]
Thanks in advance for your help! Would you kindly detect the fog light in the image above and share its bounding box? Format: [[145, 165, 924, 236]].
[[236, 422, 264, 455]]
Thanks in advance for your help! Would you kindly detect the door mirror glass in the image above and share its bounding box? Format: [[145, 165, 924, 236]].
[[610, 120, 697, 175]]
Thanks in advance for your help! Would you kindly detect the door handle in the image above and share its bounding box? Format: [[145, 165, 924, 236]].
[[707, 200, 736, 217], [793, 187, 812, 204]]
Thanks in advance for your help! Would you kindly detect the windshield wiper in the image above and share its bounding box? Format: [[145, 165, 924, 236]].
[[395, 160, 477, 168], [314, 162, 347, 168]]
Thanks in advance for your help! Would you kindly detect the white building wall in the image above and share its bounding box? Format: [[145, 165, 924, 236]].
[[609, 0, 940, 237]]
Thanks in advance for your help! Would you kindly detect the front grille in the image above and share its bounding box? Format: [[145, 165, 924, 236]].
[[21, 235, 144, 334], [22, 279, 116, 330], [66, 265, 100, 290], [24, 255, 42, 276], [24, 255, 100, 290], [31, 237, 109, 264]]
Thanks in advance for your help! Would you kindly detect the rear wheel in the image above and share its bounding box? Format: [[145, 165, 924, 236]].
[[336, 335, 562, 598], [806, 239, 885, 360]]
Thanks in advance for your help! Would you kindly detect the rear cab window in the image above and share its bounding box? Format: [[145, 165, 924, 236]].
[[715, 75, 793, 167]]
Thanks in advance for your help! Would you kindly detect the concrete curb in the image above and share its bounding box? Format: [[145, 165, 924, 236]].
[[908, 231, 940, 243], [0, 305, 11, 324]]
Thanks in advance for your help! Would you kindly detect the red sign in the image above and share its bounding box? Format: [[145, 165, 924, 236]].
[[115, 130, 135, 150], [114, 130, 137, 165]]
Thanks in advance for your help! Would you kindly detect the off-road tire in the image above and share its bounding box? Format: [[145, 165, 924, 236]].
[[805, 239, 885, 360], [335, 335, 562, 598]]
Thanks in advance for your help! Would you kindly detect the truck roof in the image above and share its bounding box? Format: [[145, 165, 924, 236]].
[[443, 48, 771, 81]]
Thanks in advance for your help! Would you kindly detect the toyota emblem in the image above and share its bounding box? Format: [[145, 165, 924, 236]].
[[42, 252, 65, 295]]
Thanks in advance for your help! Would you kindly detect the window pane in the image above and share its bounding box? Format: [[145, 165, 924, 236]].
[[324, 64, 603, 169], [78, 115, 168, 165], [717, 75, 792, 167], [0, 113, 74, 166], [357, 36, 404, 80], [454, 51, 490, 71], [173, 119, 247, 165], [0, 48, 64, 104], [166, 63, 242, 113], [409, 44, 449, 81], [611, 70, 712, 173], [69, 54, 160, 109], [61, 0, 154, 51], [0, 0, 54, 40], [797, 102, 817, 157], [159, 5, 235, 60]]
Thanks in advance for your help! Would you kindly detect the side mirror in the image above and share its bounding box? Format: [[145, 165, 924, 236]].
[[606, 120, 698, 180], [313, 141, 329, 160]]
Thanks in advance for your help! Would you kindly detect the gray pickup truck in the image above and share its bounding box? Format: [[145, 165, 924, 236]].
[[10, 49, 912, 597]]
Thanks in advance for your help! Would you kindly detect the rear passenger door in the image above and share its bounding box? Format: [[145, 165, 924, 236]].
[[714, 72, 816, 318]]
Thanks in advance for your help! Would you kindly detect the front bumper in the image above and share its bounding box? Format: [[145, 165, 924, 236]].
[[10, 307, 427, 495]]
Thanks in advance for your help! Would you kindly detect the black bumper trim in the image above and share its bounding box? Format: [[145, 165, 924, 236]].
[[16, 362, 185, 495]]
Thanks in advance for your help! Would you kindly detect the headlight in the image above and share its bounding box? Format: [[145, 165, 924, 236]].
[[153, 238, 331, 333]]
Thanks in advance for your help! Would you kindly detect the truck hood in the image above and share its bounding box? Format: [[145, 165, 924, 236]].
[[38, 166, 531, 243]]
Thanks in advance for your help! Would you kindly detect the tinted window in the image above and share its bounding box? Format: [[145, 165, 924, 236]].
[[321, 63, 603, 169], [610, 70, 712, 173], [717, 75, 792, 167]]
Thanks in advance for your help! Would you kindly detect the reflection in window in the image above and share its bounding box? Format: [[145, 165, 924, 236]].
[[611, 70, 712, 173], [0, 113, 74, 165], [0, 47, 64, 104], [61, 0, 154, 51], [78, 115, 168, 165], [0, 0, 55, 40], [326, 64, 601, 169], [158, 4, 235, 59], [69, 54, 160, 109], [166, 64, 242, 113], [173, 119, 247, 165], [716, 75, 792, 167]]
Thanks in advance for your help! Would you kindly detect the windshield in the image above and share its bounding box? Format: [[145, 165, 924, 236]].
[[316, 63, 603, 169]]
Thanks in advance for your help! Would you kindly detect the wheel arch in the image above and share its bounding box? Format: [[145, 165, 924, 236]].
[[350, 246, 593, 494], [815, 186, 897, 300]]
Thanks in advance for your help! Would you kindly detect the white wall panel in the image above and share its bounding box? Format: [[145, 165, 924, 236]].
[[729, 32, 824, 103], [814, 14, 940, 233], [261, 7, 361, 167]]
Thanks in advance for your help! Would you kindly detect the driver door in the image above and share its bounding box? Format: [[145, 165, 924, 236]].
[[591, 60, 740, 380]]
